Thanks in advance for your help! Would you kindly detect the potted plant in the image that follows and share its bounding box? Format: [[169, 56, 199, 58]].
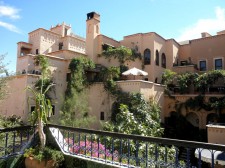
[[24, 146, 64, 168], [25, 55, 62, 168]]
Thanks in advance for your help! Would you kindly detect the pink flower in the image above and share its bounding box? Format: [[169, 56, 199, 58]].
[[64, 138, 118, 161]]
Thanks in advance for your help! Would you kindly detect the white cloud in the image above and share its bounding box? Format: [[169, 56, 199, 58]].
[[0, 21, 21, 33], [0, 4, 20, 19], [176, 7, 225, 42], [0, 3, 21, 33]]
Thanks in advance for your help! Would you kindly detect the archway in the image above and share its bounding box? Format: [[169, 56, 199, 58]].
[[186, 112, 199, 127]]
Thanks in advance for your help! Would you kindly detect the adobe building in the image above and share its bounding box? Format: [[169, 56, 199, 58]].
[[1, 12, 225, 131]]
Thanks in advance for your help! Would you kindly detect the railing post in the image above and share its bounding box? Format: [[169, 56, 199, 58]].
[[186, 148, 190, 168], [13, 131, 16, 153], [111, 138, 114, 163], [104, 137, 107, 162], [5, 132, 8, 156], [78, 133, 80, 154], [97, 136, 100, 159], [155, 144, 158, 167], [67, 131, 70, 153], [135, 140, 140, 166], [198, 149, 202, 168], [211, 150, 214, 168], [84, 134, 87, 156], [175, 147, 179, 167], [72, 132, 75, 154], [91, 134, 93, 157], [146, 143, 148, 168], [128, 139, 130, 166], [164, 145, 168, 165], [119, 138, 122, 165]]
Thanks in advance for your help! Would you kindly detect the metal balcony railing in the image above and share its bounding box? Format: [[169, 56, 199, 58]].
[[47, 124, 225, 168], [1, 124, 225, 168], [0, 125, 35, 159]]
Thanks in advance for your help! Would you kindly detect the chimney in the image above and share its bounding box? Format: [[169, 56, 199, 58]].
[[201, 32, 211, 38]]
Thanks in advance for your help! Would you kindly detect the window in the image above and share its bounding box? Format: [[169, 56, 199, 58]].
[[30, 106, 35, 113], [51, 105, 55, 116], [155, 50, 159, 66], [215, 58, 223, 70], [36, 49, 39, 55], [161, 53, 166, 68], [100, 112, 104, 120], [144, 49, 151, 65], [180, 61, 187, 66], [66, 73, 71, 82], [59, 42, 63, 50], [64, 28, 68, 36], [102, 44, 109, 51], [199, 60, 206, 71]]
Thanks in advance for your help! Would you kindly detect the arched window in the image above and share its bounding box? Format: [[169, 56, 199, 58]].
[[100, 111, 105, 120], [156, 50, 159, 66], [161, 53, 166, 68], [144, 49, 151, 65]]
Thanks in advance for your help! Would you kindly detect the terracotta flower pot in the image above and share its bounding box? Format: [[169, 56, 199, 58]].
[[25, 157, 56, 168]]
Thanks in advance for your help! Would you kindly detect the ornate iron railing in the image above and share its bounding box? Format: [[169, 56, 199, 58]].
[[0, 125, 35, 159], [1, 124, 225, 168], [47, 124, 225, 168]]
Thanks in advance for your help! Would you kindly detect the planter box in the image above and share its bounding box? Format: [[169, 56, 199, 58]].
[[25, 157, 56, 168]]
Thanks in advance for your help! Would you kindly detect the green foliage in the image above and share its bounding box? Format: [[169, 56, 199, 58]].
[[24, 146, 64, 166], [102, 46, 141, 64], [104, 93, 163, 137], [165, 70, 225, 119], [27, 81, 53, 126], [34, 55, 49, 77], [34, 78, 53, 94], [163, 70, 225, 94], [0, 155, 25, 168], [0, 115, 24, 128], [195, 70, 225, 93], [184, 95, 212, 111], [119, 65, 129, 74], [27, 55, 54, 149], [60, 57, 95, 128], [67, 57, 95, 94], [161, 69, 176, 85], [104, 66, 120, 81], [60, 89, 95, 128], [0, 53, 10, 102], [176, 72, 198, 94]]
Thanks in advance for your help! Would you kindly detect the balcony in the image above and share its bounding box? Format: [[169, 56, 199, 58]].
[[172, 64, 198, 74], [168, 85, 225, 95], [1, 124, 225, 167]]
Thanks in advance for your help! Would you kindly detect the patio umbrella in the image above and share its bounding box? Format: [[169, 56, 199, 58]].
[[122, 67, 148, 76], [122, 67, 148, 79]]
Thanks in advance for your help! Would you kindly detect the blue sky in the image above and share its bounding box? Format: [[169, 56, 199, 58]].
[[0, 0, 225, 72]]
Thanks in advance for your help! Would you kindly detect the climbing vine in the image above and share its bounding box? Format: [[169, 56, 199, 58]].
[[176, 72, 198, 94], [60, 57, 96, 128], [164, 69, 225, 121], [101, 66, 163, 137], [195, 70, 225, 93], [66, 57, 95, 95], [102, 46, 142, 64]]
